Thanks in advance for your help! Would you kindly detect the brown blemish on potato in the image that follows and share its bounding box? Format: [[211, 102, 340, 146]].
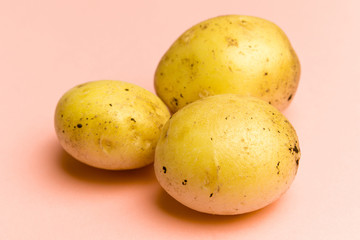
[[76, 83, 88, 88], [293, 145, 299, 153], [172, 97, 178, 106], [199, 23, 209, 30], [226, 37, 238, 47], [289, 145, 299, 154]]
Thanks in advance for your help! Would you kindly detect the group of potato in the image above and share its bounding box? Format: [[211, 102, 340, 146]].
[[55, 15, 301, 215]]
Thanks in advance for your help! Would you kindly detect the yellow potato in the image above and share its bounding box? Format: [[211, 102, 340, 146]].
[[154, 94, 300, 215], [154, 15, 300, 113], [54, 80, 170, 170]]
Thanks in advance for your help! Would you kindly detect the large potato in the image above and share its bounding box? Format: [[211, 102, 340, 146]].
[[54, 80, 170, 170], [154, 15, 300, 112], [154, 94, 300, 215]]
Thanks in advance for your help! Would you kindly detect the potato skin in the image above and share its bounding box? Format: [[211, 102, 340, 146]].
[[54, 80, 170, 170], [154, 15, 300, 113], [154, 94, 300, 215]]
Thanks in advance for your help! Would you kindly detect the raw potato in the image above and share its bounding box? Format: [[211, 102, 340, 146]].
[[154, 94, 300, 215], [154, 15, 300, 113], [54, 80, 170, 170]]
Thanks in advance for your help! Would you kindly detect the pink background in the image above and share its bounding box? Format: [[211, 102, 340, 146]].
[[1, 0, 359, 239]]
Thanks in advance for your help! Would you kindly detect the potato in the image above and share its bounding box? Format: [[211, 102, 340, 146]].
[[154, 15, 300, 113], [54, 80, 170, 170], [154, 94, 300, 215]]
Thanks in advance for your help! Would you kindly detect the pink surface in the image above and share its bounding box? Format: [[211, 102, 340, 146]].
[[1, 0, 359, 239]]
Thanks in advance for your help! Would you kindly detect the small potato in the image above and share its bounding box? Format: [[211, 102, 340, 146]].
[[154, 94, 300, 215], [154, 15, 300, 112], [54, 80, 170, 170]]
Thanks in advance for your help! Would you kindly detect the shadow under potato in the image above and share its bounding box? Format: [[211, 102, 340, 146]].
[[155, 188, 282, 224], [58, 148, 156, 185], [55, 140, 284, 224]]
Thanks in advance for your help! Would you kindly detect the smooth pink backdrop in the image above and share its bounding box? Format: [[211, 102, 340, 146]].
[[1, 0, 359, 239]]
